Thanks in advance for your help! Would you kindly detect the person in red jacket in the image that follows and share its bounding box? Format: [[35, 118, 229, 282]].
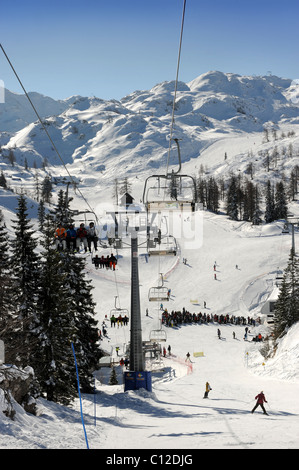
[[76, 223, 88, 252], [251, 391, 268, 415]]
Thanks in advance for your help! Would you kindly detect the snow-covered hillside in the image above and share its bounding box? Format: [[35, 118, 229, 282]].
[[0, 71, 299, 450], [1, 71, 299, 187]]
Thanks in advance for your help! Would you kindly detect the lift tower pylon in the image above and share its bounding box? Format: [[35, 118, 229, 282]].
[[129, 231, 144, 372], [124, 230, 152, 391]]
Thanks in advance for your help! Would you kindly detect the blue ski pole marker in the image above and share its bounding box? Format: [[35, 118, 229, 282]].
[[71, 342, 89, 449]]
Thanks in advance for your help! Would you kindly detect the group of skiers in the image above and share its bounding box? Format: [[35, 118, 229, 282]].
[[55, 221, 99, 253], [161, 308, 258, 328], [92, 253, 117, 270], [110, 313, 129, 327], [162, 345, 172, 357]]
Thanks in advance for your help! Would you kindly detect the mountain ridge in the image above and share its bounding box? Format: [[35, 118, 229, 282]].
[[0, 70, 299, 190]]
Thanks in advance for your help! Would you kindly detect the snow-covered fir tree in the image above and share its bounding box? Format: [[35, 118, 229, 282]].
[[274, 249, 299, 340], [274, 181, 288, 220], [37, 199, 46, 232], [0, 210, 15, 352], [41, 176, 53, 203], [206, 177, 219, 213], [59, 250, 103, 393], [9, 194, 41, 366], [264, 180, 276, 223], [33, 214, 78, 405], [109, 366, 118, 385], [243, 180, 255, 222], [252, 184, 262, 226], [50, 188, 73, 226], [226, 175, 239, 220]]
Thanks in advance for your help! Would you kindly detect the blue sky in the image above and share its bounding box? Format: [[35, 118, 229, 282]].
[[1, 0, 298, 100]]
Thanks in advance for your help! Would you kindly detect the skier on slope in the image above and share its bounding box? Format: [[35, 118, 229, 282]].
[[251, 391, 268, 415], [203, 381, 212, 398]]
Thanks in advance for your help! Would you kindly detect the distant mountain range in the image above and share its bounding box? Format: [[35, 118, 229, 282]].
[[0, 71, 299, 186]]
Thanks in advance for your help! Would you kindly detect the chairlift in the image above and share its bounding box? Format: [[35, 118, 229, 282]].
[[148, 273, 170, 302], [148, 235, 177, 256], [149, 329, 167, 342], [110, 296, 129, 320], [148, 286, 170, 302], [108, 237, 123, 249], [143, 139, 197, 213], [72, 210, 97, 227]]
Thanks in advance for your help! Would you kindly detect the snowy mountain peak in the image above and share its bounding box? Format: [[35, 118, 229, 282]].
[[1, 71, 299, 187]]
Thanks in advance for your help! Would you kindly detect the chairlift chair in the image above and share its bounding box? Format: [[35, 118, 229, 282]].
[[148, 286, 170, 302], [110, 307, 129, 318], [110, 296, 129, 320], [148, 235, 177, 256], [72, 210, 97, 227], [143, 173, 197, 213], [149, 329, 167, 342], [142, 139, 197, 213]]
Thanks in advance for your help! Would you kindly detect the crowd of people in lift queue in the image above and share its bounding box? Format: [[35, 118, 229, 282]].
[[161, 307, 259, 328], [55, 221, 99, 253]]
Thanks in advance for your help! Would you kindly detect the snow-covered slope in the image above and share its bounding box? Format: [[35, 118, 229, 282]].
[[0, 207, 298, 450], [0, 71, 299, 450]]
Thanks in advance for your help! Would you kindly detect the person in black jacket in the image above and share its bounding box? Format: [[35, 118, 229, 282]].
[[251, 391, 268, 415]]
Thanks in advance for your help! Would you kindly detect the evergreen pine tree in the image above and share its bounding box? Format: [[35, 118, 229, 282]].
[[252, 184, 262, 225], [109, 367, 119, 385], [38, 199, 46, 232], [288, 166, 299, 201], [41, 176, 53, 203], [274, 181, 288, 220], [264, 180, 275, 223], [120, 177, 132, 197], [9, 194, 41, 366], [0, 171, 7, 189], [50, 189, 73, 226], [206, 177, 219, 213], [196, 177, 206, 207], [59, 251, 103, 393], [226, 175, 239, 220], [34, 215, 77, 404], [274, 249, 299, 340], [243, 180, 255, 222], [0, 210, 15, 357]]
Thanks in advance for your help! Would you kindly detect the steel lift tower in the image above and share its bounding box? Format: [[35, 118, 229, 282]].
[[124, 230, 152, 391]]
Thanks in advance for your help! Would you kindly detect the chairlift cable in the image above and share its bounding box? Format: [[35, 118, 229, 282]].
[[166, 0, 187, 177], [0, 43, 98, 224]]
